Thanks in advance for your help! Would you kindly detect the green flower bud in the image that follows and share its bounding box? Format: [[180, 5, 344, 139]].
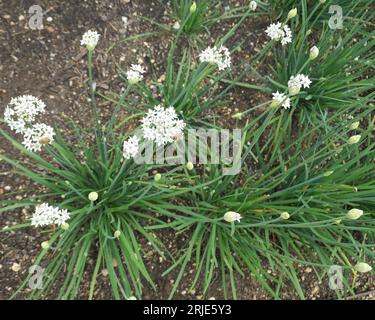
[[350, 121, 360, 130], [41, 241, 50, 250], [88, 191, 99, 202], [288, 8, 297, 19], [186, 162, 194, 171], [309, 46, 319, 60], [190, 2, 197, 13], [346, 208, 363, 220], [61, 223, 69, 230], [288, 85, 301, 96], [280, 212, 290, 220], [348, 135, 361, 145], [354, 262, 372, 273]]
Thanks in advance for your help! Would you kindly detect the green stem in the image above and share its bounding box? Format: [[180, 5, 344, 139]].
[[87, 49, 107, 165]]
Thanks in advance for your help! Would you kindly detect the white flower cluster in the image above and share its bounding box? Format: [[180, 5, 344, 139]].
[[81, 30, 100, 50], [22, 123, 55, 152], [199, 46, 231, 71], [141, 105, 186, 147], [288, 74, 312, 95], [4, 95, 46, 133], [123, 135, 140, 159], [265, 22, 292, 45], [272, 91, 291, 109], [31, 203, 70, 227], [126, 64, 146, 84], [4, 95, 54, 152]]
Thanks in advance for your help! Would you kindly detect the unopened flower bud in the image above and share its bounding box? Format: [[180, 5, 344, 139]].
[[190, 2, 197, 13], [309, 46, 319, 60], [173, 21, 180, 30], [346, 208, 363, 220], [280, 212, 290, 220], [154, 173, 162, 182], [348, 135, 361, 145], [114, 230, 121, 239], [223, 211, 242, 223], [270, 99, 280, 108], [288, 8, 297, 19], [186, 162, 194, 171], [288, 85, 301, 96], [232, 112, 243, 119], [354, 262, 372, 273], [323, 171, 334, 177], [249, 1, 257, 11], [41, 241, 50, 250], [61, 223, 69, 230], [350, 121, 360, 130], [88, 191, 99, 202], [128, 296, 137, 300]]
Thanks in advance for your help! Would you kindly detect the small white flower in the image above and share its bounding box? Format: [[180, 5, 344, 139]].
[[354, 262, 372, 273], [298, 74, 312, 88], [265, 22, 292, 45], [81, 30, 100, 50], [123, 135, 140, 160], [4, 95, 46, 134], [32, 203, 70, 227], [281, 25, 292, 45], [22, 123, 55, 152], [199, 46, 231, 71], [346, 208, 363, 220], [141, 105, 186, 146], [288, 74, 311, 95], [126, 64, 146, 84], [249, 1, 257, 11], [223, 211, 242, 223], [272, 91, 291, 109]]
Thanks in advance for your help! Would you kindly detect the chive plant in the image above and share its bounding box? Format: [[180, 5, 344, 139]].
[[0, 32, 180, 300], [0, 0, 374, 301]]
